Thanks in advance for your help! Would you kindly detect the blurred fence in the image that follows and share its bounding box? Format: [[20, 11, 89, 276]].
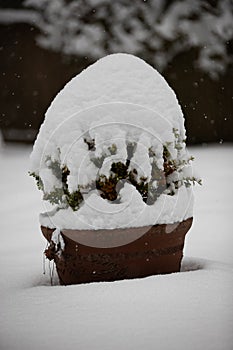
[[0, 0, 232, 144]]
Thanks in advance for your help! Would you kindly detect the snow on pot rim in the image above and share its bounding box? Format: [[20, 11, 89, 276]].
[[30, 53, 200, 232]]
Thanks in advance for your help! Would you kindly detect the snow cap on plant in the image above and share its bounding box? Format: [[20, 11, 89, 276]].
[[30, 53, 201, 230]]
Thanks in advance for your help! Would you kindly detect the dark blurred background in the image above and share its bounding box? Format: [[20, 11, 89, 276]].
[[0, 0, 232, 144]]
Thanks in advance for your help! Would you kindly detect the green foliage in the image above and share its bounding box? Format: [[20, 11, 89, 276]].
[[111, 161, 128, 180], [84, 137, 95, 151], [31, 133, 201, 211], [43, 188, 64, 205], [108, 143, 117, 155], [51, 160, 62, 178], [30, 161, 83, 211], [95, 131, 201, 205], [90, 143, 117, 169], [66, 190, 83, 211], [127, 142, 137, 160], [96, 175, 118, 201], [97, 160, 164, 205], [162, 129, 202, 193], [29, 172, 44, 191], [61, 165, 70, 185], [91, 155, 105, 168], [183, 177, 202, 187], [45, 158, 83, 210]]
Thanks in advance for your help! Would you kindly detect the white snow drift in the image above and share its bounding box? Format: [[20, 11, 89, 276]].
[[30, 54, 196, 230], [0, 143, 232, 350]]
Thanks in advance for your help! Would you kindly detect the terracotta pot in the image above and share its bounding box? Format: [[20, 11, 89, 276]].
[[41, 217, 193, 285]]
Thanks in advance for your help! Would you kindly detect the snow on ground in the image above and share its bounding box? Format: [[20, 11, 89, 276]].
[[0, 143, 233, 350]]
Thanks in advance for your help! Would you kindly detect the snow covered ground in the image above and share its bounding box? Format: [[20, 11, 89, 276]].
[[0, 143, 232, 350]]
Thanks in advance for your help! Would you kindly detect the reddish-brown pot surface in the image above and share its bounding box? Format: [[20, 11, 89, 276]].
[[41, 217, 193, 285]]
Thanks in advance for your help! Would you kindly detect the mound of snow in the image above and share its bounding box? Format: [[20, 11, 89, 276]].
[[30, 53, 194, 230]]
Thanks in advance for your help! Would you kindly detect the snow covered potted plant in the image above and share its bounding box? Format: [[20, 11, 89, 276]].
[[30, 54, 201, 285]]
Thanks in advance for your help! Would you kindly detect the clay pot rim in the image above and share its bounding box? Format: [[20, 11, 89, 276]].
[[41, 217, 193, 249]]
